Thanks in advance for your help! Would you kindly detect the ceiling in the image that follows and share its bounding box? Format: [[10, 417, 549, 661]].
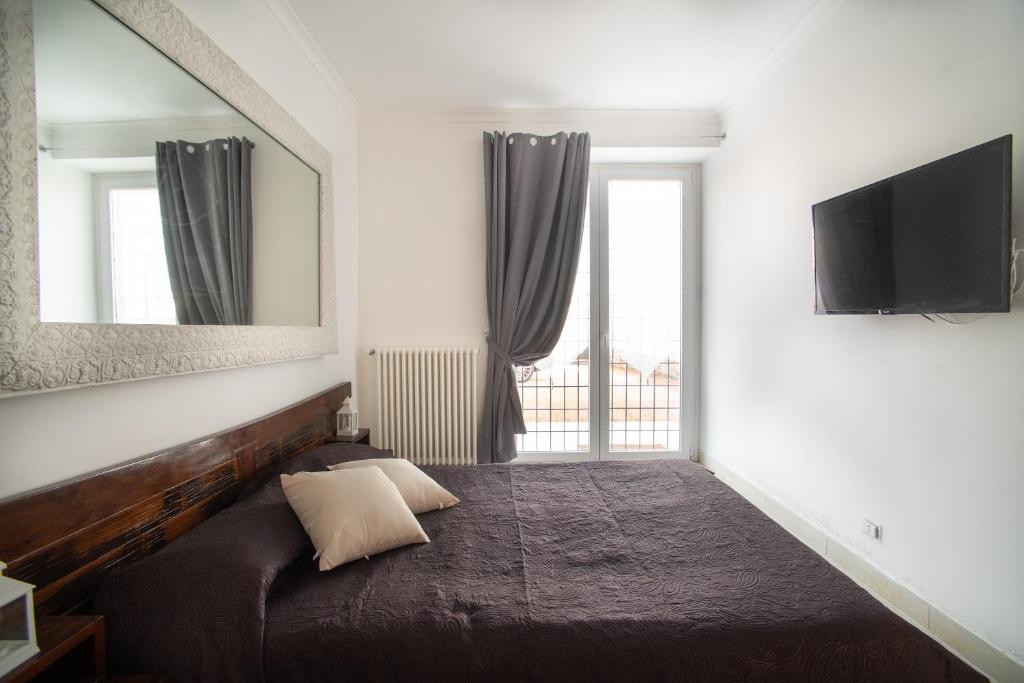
[[285, 0, 823, 112], [33, 0, 236, 124]]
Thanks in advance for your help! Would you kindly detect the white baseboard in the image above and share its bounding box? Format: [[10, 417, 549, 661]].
[[700, 454, 1024, 683]]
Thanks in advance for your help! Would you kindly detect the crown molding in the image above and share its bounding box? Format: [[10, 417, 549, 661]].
[[45, 115, 259, 159], [261, 0, 362, 120], [48, 114, 248, 136], [717, 0, 847, 119]]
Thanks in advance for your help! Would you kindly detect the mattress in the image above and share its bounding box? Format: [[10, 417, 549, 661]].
[[96, 444, 983, 682]]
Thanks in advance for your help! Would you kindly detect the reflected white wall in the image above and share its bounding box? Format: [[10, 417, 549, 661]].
[[37, 147, 97, 323]]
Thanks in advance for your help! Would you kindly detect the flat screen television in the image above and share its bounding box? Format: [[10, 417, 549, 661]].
[[812, 135, 1012, 314]]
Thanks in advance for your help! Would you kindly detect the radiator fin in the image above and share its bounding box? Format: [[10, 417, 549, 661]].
[[376, 348, 478, 465]]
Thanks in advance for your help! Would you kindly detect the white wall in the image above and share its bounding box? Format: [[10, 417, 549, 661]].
[[0, 0, 359, 499], [37, 147, 97, 323], [249, 129, 320, 327], [702, 0, 1023, 665], [358, 111, 719, 435]]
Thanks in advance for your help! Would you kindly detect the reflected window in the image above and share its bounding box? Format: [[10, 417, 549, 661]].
[[97, 177, 176, 325]]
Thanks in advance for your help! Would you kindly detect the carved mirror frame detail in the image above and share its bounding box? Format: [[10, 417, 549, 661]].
[[0, 0, 337, 396]]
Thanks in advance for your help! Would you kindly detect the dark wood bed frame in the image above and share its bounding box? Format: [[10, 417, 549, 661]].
[[0, 381, 351, 616]]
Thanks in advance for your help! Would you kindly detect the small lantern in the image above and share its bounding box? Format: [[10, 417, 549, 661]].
[[336, 397, 358, 437], [0, 562, 38, 678]]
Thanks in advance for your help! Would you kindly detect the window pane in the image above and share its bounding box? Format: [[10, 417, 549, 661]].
[[607, 180, 682, 452], [109, 187, 177, 325]]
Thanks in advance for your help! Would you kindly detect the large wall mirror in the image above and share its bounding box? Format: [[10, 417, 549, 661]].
[[35, 0, 320, 327], [0, 0, 337, 396]]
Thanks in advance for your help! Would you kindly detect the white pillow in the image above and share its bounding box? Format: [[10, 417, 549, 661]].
[[280, 466, 429, 571], [328, 458, 460, 514]]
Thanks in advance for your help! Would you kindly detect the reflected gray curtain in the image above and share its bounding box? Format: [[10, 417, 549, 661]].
[[156, 137, 253, 325], [478, 131, 591, 464]]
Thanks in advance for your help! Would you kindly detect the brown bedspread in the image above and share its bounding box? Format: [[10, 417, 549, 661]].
[[96, 445, 983, 682]]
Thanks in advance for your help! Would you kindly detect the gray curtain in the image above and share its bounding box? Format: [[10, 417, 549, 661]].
[[156, 137, 253, 325], [478, 131, 591, 464]]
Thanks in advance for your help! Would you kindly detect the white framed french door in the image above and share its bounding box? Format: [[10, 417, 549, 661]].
[[516, 164, 700, 462]]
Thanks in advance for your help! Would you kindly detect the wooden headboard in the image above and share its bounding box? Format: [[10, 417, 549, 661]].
[[0, 382, 351, 615]]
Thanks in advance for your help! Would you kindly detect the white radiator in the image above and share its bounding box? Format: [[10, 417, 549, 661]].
[[375, 348, 479, 465]]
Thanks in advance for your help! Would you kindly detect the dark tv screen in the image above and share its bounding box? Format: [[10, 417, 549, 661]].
[[813, 135, 1012, 314]]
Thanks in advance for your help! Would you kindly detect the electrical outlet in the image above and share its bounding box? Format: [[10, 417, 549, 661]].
[[862, 519, 882, 541]]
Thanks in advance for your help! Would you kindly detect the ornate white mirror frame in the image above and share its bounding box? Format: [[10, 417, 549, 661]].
[[0, 0, 337, 397]]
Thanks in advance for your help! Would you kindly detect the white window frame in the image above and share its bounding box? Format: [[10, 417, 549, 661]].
[[517, 163, 701, 463], [94, 172, 159, 324]]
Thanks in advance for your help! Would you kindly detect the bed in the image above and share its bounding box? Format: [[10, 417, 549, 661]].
[[94, 443, 982, 682]]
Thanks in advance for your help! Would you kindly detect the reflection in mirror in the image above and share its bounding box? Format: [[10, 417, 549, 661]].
[[33, 0, 320, 326]]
